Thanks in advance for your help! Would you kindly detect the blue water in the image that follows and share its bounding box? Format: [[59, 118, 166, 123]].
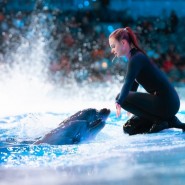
[[0, 109, 185, 185]]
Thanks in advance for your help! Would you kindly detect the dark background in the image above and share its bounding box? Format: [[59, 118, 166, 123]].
[[0, 0, 185, 83]]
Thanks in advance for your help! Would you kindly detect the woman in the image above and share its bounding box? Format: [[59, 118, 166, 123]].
[[109, 27, 184, 134]]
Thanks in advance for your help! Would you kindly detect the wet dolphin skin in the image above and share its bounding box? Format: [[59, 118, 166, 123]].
[[34, 108, 110, 145]]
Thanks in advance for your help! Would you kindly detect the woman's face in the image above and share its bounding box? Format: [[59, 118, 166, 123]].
[[109, 37, 130, 57]]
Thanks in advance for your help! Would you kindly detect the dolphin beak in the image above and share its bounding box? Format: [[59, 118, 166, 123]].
[[99, 108, 111, 120], [100, 108, 110, 114]]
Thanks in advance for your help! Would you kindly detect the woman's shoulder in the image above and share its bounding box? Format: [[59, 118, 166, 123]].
[[131, 50, 149, 62], [129, 50, 150, 69]]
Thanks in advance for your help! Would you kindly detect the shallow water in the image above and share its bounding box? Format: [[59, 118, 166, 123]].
[[0, 69, 185, 185], [1, 59, 185, 185], [0, 101, 185, 185]]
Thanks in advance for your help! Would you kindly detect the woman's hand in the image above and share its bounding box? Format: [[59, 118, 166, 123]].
[[115, 103, 121, 118], [127, 111, 132, 118]]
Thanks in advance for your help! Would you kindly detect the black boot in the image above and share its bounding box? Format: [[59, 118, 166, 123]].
[[168, 116, 185, 131], [123, 115, 154, 135], [148, 121, 169, 133]]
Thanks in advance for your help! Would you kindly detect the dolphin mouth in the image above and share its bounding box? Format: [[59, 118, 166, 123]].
[[90, 119, 103, 129]]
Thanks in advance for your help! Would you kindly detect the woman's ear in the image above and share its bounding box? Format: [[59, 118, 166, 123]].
[[130, 43, 135, 49], [121, 39, 129, 46], [121, 40, 125, 45]]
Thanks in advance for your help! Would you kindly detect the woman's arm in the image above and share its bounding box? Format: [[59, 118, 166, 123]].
[[116, 54, 144, 105]]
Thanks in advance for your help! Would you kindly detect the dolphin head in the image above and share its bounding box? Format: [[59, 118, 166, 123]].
[[34, 108, 110, 145], [76, 108, 110, 143]]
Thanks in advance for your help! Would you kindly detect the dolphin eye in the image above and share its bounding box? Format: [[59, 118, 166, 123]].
[[73, 133, 81, 143]]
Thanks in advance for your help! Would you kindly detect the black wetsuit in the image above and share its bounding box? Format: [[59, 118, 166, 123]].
[[116, 48, 180, 122]]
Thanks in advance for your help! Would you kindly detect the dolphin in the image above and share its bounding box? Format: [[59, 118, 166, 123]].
[[34, 108, 110, 145]]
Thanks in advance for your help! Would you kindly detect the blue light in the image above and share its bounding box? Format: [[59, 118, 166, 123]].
[[78, 4, 83, 9], [107, 25, 114, 33], [84, 1, 89, 7]]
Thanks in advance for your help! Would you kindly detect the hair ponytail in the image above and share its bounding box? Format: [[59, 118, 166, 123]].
[[109, 27, 145, 54], [125, 27, 145, 54]]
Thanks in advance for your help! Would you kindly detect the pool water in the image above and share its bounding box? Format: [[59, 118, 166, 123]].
[[0, 107, 185, 185]]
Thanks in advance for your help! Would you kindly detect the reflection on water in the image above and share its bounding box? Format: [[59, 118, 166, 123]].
[[0, 110, 185, 185]]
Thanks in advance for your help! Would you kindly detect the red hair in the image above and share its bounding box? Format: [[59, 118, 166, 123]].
[[109, 27, 145, 54]]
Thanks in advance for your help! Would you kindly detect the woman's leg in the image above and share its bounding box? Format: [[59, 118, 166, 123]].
[[118, 91, 184, 133], [117, 92, 171, 121]]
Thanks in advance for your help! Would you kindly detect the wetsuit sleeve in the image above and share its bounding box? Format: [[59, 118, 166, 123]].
[[131, 80, 139, 91], [116, 54, 144, 105], [115, 80, 138, 101]]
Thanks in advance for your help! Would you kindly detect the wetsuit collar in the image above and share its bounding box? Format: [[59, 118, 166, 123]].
[[130, 48, 138, 56]]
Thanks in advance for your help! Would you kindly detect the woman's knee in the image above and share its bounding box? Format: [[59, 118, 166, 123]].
[[115, 93, 133, 110]]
